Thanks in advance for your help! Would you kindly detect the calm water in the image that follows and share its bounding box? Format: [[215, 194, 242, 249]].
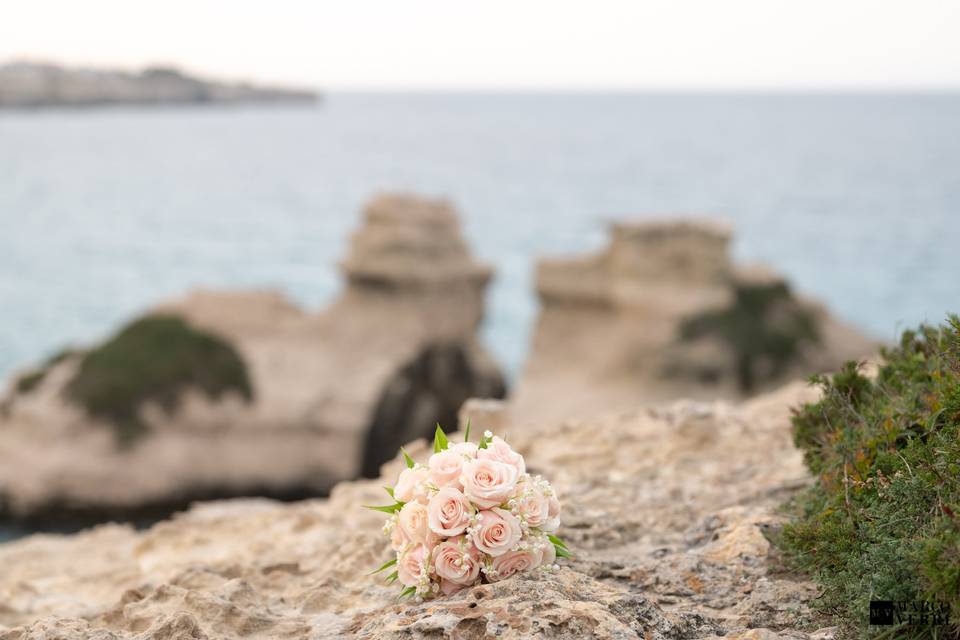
[[0, 524, 31, 543], [2, 93, 959, 382], [2, 93, 960, 542]]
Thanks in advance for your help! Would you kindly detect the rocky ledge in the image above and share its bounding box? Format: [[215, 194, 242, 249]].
[[0, 382, 833, 639]]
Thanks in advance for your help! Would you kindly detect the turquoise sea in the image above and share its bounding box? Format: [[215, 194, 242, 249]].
[[1, 93, 959, 381], [2, 92, 960, 542]]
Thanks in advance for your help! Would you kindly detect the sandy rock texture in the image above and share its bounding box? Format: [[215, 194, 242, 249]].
[[513, 219, 874, 422], [0, 382, 829, 639], [0, 194, 504, 520]]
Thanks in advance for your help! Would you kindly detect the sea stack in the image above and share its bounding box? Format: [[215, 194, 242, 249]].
[[513, 218, 875, 422], [0, 193, 505, 522]]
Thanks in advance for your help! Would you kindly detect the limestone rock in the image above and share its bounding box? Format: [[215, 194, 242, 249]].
[[0, 382, 828, 639], [0, 194, 505, 521], [514, 219, 875, 422], [340, 193, 492, 290], [457, 398, 512, 434]]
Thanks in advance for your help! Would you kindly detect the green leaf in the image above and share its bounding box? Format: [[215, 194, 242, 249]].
[[364, 502, 405, 514], [433, 424, 449, 453], [384, 486, 394, 498], [369, 557, 397, 575], [464, 417, 471, 443], [547, 534, 568, 550], [401, 447, 415, 469], [554, 544, 573, 559], [398, 586, 417, 599], [926, 408, 946, 432], [385, 570, 399, 584], [478, 433, 491, 449]]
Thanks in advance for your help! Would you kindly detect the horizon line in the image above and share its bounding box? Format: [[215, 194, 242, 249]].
[[322, 85, 960, 94], [6, 58, 959, 94]]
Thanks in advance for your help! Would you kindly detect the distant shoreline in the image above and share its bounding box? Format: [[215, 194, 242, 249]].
[[0, 61, 320, 109]]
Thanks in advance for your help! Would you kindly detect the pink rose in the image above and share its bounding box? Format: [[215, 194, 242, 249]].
[[397, 543, 428, 588], [399, 501, 432, 544], [460, 458, 519, 509], [489, 548, 541, 582], [394, 466, 429, 503], [540, 537, 557, 567], [428, 450, 464, 489], [477, 436, 525, 476], [427, 487, 472, 537], [548, 494, 561, 518], [440, 579, 466, 596], [470, 507, 522, 557], [517, 488, 550, 528], [450, 442, 478, 458], [432, 536, 481, 587], [542, 494, 561, 533], [390, 521, 410, 552]]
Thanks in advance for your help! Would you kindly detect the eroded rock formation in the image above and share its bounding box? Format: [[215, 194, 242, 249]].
[[0, 382, 832, 639], [0, 194, 504, 521], [513, 219, 875, 422]]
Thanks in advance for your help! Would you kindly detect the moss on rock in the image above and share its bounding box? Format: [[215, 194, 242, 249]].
[[13, 348, 81, 395], [782, 317, 960, 638], [15, 370, 47, 394], [680, 280, 820, 393], [64, 314, 253, 445]]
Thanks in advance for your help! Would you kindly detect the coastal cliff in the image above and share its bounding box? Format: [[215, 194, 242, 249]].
[[513, 219, 876, 422], [0, 382, 830, 639], [0, 197, 896, 638], [0, 194, 504, 522], [0, 62, 317, 108]]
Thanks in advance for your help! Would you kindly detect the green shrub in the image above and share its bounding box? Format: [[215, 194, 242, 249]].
[[782, 317, 960, 638], [680, 280, 820, 393], [13, 348, 81, 394], [64, 314, 253, 445], [15, 370, 47, 394]]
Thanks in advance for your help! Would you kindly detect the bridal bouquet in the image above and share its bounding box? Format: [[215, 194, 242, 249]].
[[369, 425, 570, 600]]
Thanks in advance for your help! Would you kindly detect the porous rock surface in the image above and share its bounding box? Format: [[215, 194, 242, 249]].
[[0, 382, 829, 639], [514, 219, 874, 422], [0, 193, 504, 519]]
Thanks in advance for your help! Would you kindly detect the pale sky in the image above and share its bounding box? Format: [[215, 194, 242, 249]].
[[2, 0, 959, 90]]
